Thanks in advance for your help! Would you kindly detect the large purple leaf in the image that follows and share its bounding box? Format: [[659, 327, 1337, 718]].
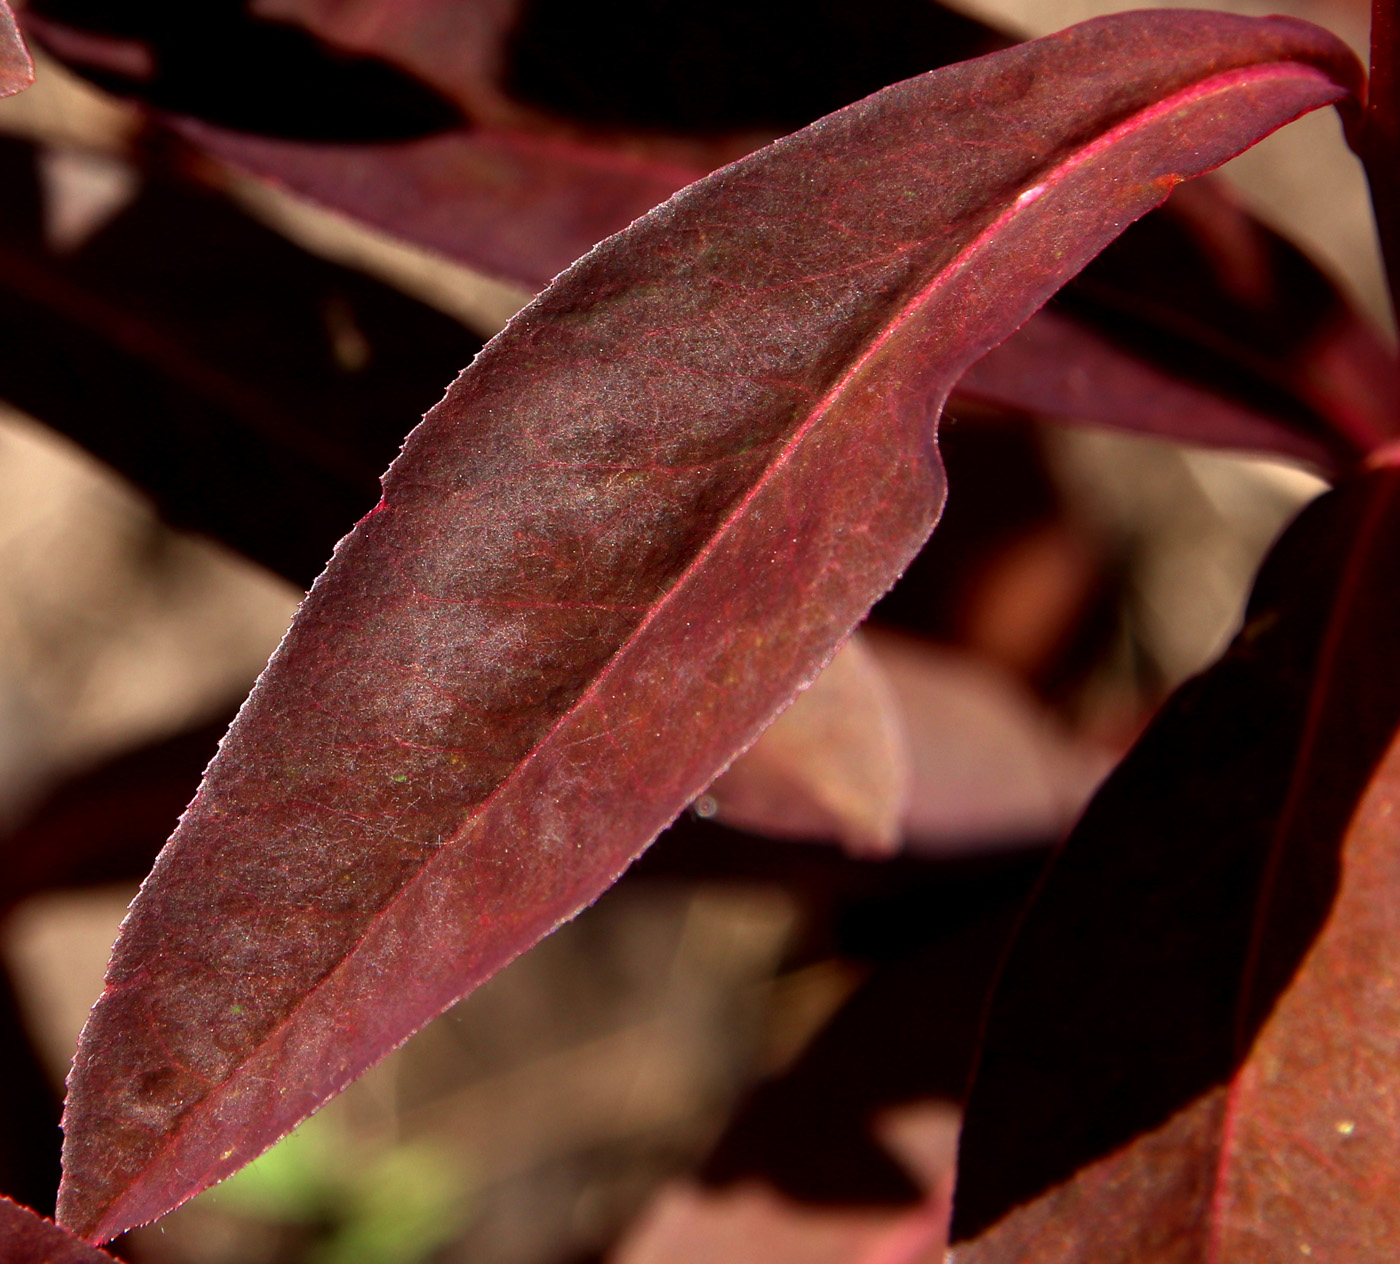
[[951, 467, 1400, 1260], [0, 1199, 115, 1264], [55, 12, 1360, 1243]]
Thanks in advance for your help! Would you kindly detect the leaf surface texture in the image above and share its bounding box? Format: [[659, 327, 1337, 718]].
[[56, 12, 1359, 1242]]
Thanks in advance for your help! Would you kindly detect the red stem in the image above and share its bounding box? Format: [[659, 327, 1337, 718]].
[[1366, 0, 1400, 323]]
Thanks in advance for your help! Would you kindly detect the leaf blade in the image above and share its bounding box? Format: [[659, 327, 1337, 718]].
[[961, 182, 1400, 472], [951, 468, 1400, 1260], [56, 12, 1361, 1242]]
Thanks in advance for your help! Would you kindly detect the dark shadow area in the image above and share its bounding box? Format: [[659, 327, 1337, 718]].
[[504, 0, 1007, 135], [951, 471, 1400, 1240], [24, 0, 461, 140], [639, 817, 1049, 968], [872, 417, 1062, 644], [696, 883, 1034, 1205], [0, 961, 62, 1217], [0, 718, 226, 916], [0, 136, 480, 588]]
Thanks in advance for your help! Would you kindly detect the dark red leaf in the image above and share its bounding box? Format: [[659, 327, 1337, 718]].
[[261, 0, 1006, 138], [157, 8, 1392, 469], [0, 1, 32, 98], [174, 122, 705, 294], [1054, 179, 1396, 459], [27, 0, 1003, 283], [165, 0, 1005, 289], [180, 139, 1396, 479], [55, 12, 1359, 1243], [0, 1199, 116, 1263], [0, 717, 226, 911], [951, 467, 1400, 1260], [176, 118, 1397, 477], [961, 307, 1337, 463]]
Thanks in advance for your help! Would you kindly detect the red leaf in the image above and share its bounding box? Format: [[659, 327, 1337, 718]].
[[166, 0, 1006, 289], [964, 172, 1398, 467], [961, 307, 1333, 461], [176, 121, 705, 293], [0, 1, 32, 98], [951, 468, 1400, 1260], [55, 12, 1360, 1243], [0, 1198, 116, 1263], [0, 718, 225, 911], [28, 0, 1003, 287], [176, 120, 1397, 474], [1064, 177, 1395, 458], [1099, 179, 1393, 457], [179, 135, 1396, 475]]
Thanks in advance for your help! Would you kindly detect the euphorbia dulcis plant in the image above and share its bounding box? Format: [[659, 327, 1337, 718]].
[[1, 2, 1398, 1259]]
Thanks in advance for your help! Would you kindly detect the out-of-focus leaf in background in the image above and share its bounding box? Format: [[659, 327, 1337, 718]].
[[0, 1196, 115, 1263], [702, 634, 911, 858], [954, 467, 1400, 1261], [0, 134, 479, 587], [0, 2, 31, 99]]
